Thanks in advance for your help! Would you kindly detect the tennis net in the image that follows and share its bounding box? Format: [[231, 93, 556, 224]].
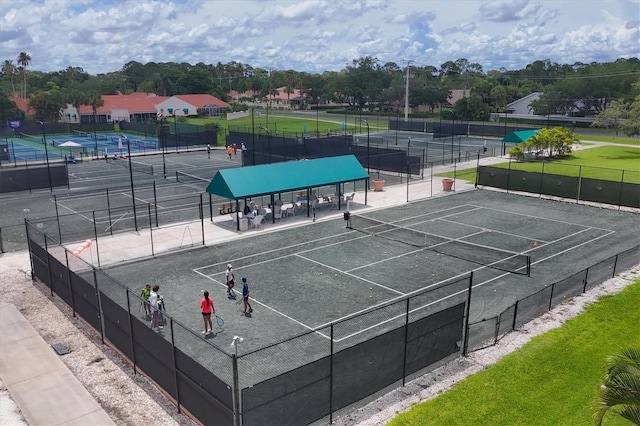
[[19, 132, 42, 143], [176, 171, 209, 186], [73, 130, 90, 138], [348, 215, 531, 275], [119, 159, 154, 175]]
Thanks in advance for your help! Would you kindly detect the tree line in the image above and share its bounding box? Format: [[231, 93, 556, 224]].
[[1, 54, 639, 135]]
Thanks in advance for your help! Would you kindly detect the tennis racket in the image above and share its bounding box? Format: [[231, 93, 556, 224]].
[[216, 315, 224, 327], [236, 295, 244, 305]]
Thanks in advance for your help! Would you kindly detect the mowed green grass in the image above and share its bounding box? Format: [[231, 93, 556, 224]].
[[388, 280, 640, 426], [442, 145, 640, 183], [186, 113, 388, 138], [578, 133, 640, 146]]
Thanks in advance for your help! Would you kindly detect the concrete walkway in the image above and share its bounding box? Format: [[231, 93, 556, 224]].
[[0, 156, 494, 424], [0, 302, 115, 425]]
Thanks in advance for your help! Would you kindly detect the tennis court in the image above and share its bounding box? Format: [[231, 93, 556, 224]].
[[6, 131, 160, 162], [102, 190, 638, 376]]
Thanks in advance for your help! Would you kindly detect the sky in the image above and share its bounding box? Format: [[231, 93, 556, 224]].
[[1, 0, 639, 76]]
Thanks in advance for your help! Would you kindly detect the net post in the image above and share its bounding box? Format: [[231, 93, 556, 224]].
[[343, 211, 351, 228], [527, 255, 531, 277]]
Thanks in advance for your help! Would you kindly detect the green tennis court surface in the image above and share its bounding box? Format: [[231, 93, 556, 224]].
[[102, 190, 639, 384]]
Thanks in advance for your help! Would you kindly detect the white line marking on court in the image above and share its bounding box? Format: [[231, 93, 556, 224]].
[[296, 254, 404, 295], [50, 198, 95, 223], [192, 269, 322, 335], [436, 218, 549, 244], [470, 204, 614, 232], [331, 227, 615, 342]]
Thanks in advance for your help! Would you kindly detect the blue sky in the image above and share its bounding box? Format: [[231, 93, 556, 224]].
[[1, 0, 639, 75]]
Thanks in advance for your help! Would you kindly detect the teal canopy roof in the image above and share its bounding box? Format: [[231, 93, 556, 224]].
[[502, 129, 541, 143], [206, 155, 369, 200]]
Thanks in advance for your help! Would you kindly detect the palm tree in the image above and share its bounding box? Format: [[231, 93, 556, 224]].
[[2, 60, 17, 97], [594, 347, 640, 426], [17, 52, 31, 99]]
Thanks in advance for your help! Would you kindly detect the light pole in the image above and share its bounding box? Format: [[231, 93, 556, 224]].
[[260, 126, 271, 164], [93, 112, 98, 158], [167, 108, 179, 153], [251, 108, 256, 166], [343, 107, 347, 136], [37, 121, 53, 192], [356, 118, 370, 174], [159, 114, 167, 178]]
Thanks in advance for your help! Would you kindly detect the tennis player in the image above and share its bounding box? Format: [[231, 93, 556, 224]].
[[225, 264, 236, 298], [149, 285, 162, 332], [140, 284, 151, 320], [200, 291, 215, 335], [241, 277, 253, 315]]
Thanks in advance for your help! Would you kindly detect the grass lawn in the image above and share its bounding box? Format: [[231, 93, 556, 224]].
[[441, 145, 640, 184], [184, 112, 387, 142], [388, 280, 640, 426], [578, 133, 640, 146]]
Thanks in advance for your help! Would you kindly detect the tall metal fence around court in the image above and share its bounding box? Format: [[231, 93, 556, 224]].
[[26, 215, 474, 426], [228, 130, 424, 176], [465, 244, 639, 353], [476, 161, 640, 209], [24, 203, 640, 425]]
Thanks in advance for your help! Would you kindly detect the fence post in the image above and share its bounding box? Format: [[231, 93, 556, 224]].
[[617, 170, 625, 210], [511, 300, 519, 331], [506, 157, 512, 194], [583, 267, 590, 293], [402, 298, 410, 385], [576, 165, 582, 204], [54, 194, 62, 243], [148, 204, 155, 258], [329, 323, 335, 424], [64, 249, 76, 317], [106, 188, 113, 236], [200, 194, 205, 246], [125, 290, 138, 375], [92, 269, 105, 344], [92, 211, 101, 269], [169, 319, 182, 413], [232, 354, 241, 426], [462, 272, 473, 356], [153, 181, 159, 227]]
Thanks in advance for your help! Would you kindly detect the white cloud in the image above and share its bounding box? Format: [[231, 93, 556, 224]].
[[0, 0, 636, 75]]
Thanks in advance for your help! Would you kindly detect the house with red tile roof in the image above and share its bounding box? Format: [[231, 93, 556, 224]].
[[12, 92, 229, 123], [156, 94, 230, 118]]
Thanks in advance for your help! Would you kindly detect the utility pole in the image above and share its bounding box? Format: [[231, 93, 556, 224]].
[[404, 60, 412, 122]]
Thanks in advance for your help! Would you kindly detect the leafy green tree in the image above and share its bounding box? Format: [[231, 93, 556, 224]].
[[0, 90, 25, 123], [1, 60, 17, 97], [591, 100, 627, 136], [67, 89, 88, 121], [621, 92, 640, 137], [28, 83, 67, 123], [594, 347, 640, 426]]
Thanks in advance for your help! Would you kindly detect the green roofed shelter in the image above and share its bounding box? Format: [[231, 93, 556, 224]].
[[206, 155, 370, 230], [502, 129, 541, 143]]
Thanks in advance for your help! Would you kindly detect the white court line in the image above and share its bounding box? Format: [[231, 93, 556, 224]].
[[192, 269, 320, 334], [50, 198, 95, 223], [332, 227, 615, 342], [437, 218, 549, 243], [192, 211, 615, 342], [471, 204, 614, 232], [296, 254, 404, 295]]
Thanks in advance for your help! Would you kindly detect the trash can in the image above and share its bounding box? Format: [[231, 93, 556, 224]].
[[239, 218, 249, 231], [442, 178, 454, 191]]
